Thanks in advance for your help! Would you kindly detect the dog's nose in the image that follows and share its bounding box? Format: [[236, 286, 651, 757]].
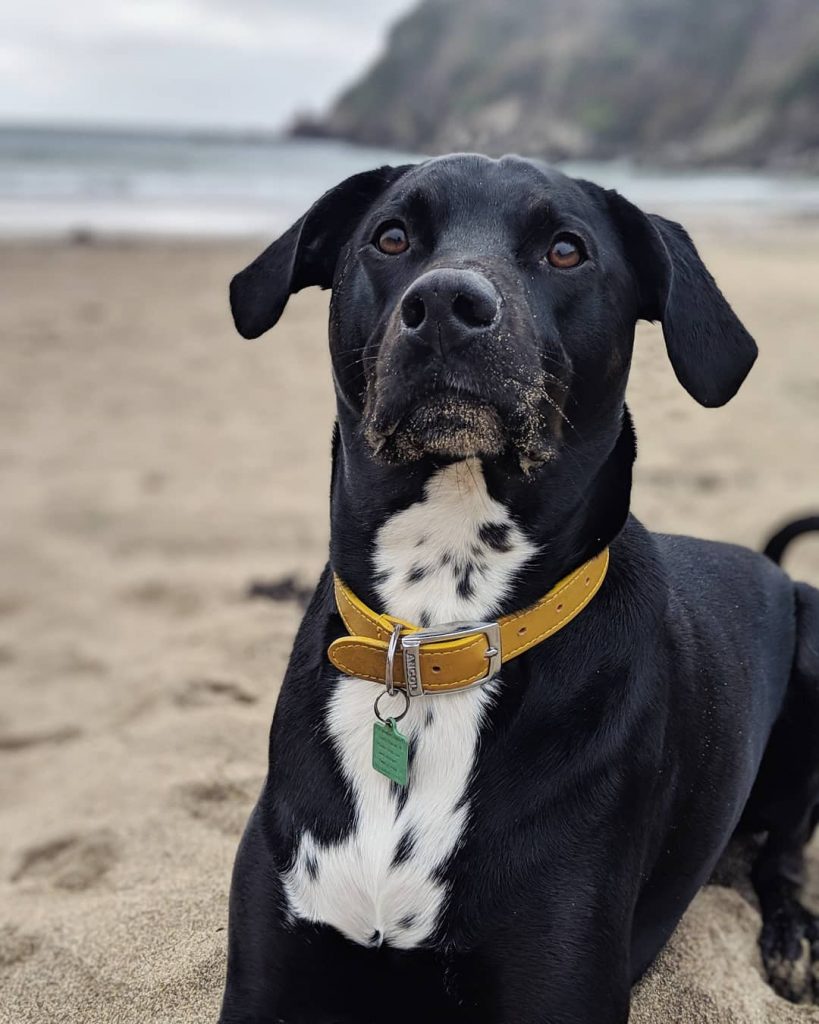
[[400, 269, 500, 344]]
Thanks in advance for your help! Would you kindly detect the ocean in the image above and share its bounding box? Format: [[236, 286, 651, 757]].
[[2, 125, 818, 238]]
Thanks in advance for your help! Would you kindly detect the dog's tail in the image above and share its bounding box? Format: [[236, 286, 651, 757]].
[[763, 515, 819, 566]]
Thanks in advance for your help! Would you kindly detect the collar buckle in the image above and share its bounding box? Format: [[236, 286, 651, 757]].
[[400, 620, 502, 697]]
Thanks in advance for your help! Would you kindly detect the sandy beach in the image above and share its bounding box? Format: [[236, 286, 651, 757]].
[[1, 219, 818, 1023]]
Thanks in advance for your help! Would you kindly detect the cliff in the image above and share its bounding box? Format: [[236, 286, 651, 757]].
[[299, 0, 819, 169]]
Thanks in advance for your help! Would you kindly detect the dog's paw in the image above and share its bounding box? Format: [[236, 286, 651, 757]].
[[759, 897, 819, 1004]]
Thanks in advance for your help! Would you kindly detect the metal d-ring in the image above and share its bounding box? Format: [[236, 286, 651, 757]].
[[374, 687, 410, 724], [385, 622, 403, 696], [376, 621, 410, 722]]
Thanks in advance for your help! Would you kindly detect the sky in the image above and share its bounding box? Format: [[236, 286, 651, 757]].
[[0, 0, 417, 131]]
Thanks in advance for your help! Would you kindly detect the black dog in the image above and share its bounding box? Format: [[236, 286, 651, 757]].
[[218, 155, 819, 1023]]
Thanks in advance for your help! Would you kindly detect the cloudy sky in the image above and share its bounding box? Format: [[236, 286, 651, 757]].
[[0, 0, 416, 130]]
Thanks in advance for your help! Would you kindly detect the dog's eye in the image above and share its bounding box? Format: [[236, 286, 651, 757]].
[[375, 222, 409, 255], [547, 234, 585, 269]]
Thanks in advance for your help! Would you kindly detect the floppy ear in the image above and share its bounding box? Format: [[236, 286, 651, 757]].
[[230, 164, 413, 339], [606, 191, 758, 407]]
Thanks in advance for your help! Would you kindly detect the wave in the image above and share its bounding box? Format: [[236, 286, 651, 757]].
[[1, 126, 817, 237]]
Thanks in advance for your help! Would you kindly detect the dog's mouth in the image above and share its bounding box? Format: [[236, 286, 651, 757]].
[[365, 387, 561, 470], [369, 394, 506, 463]]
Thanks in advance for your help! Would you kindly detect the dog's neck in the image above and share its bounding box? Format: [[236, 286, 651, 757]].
[[329, 408, 635, 622]]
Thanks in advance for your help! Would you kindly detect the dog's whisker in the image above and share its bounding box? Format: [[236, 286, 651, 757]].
[[334, 352, 381, 375], [541, 371, 569, 390], [542, 392, 574, 430]]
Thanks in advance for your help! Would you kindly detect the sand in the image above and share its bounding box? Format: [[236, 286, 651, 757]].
[[1, 220, 818, 1023]]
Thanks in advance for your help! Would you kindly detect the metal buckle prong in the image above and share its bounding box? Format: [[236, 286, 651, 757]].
[[401, 620, 502, 696]]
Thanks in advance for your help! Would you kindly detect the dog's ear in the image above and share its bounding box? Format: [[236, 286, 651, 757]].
[[230, 164, 413, 339], [605, 190, 757, 407]]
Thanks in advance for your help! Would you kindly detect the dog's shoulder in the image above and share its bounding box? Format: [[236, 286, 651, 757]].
[[652, 531, 791, 594], [647, 530, 797, 664]]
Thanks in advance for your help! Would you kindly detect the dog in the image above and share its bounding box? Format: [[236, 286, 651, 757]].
[[217, 154, 819, 1023]]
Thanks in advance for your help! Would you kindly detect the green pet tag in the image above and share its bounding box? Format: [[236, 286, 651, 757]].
[[372, 717, 409, 787]]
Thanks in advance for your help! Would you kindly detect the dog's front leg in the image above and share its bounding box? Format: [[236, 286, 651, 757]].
[[480, 895, 632, 1024], [491, 945, 631, 1024], [218, 806, 292, 1024]]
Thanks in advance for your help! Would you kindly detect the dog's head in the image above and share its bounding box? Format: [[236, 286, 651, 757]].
[[230, 154, 756, 470]]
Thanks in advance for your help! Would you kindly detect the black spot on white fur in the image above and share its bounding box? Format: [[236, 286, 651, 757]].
[[391, 828, 417, 866], [457, 567, 475, 600], [392, 783, 410, 817], [478, 521, 513, 552]]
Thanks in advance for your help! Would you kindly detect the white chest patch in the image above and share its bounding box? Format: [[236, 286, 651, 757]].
[[283, 461, 537, 948]]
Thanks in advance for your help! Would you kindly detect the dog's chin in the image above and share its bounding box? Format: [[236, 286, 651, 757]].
[[369, 396, 507, 464]]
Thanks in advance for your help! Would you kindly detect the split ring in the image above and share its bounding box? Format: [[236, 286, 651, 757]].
[[374, 687, 410, 723]]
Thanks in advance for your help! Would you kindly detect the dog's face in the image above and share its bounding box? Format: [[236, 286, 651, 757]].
[[334, 156, 639, 468], [231, 154, 757, 472]]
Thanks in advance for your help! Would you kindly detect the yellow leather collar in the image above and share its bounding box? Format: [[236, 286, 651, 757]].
[[328, 548, 609, 695]]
